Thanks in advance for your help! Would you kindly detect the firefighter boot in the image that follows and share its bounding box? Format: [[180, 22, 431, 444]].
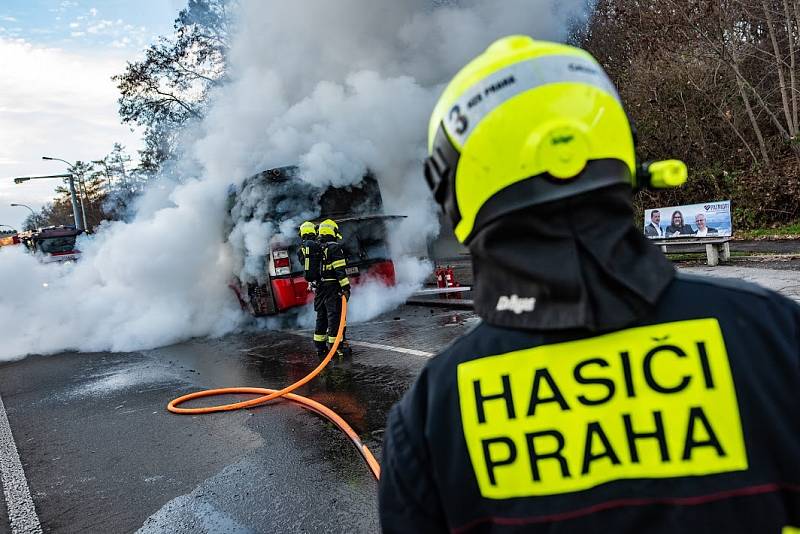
[[314, 340, 328, 360], [326, 341, 350, 362], [325, 342, 338, 363]]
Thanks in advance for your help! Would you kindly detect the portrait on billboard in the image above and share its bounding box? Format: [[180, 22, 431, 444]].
[[644, 201, 732, 239]]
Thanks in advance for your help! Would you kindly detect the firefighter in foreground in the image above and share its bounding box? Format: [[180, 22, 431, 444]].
[[379, 36, 800, 532], [311, 219, 351, 358]]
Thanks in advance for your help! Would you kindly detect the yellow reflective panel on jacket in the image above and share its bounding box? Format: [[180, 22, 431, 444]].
[[457, 318, 747, 499]]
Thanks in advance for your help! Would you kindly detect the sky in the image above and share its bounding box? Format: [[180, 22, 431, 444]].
[[0, 0, 183, 229]]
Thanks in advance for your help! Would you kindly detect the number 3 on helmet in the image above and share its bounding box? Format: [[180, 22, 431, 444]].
[[425, 35, 687, 245]]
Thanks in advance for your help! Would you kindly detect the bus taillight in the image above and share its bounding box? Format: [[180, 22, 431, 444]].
[[272, 249, 290, 276]]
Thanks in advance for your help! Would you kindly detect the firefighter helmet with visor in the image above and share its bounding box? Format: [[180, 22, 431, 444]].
[[318, 219, 340, 239], [425, 35, 686, 245], [299, 221, 317, 237]]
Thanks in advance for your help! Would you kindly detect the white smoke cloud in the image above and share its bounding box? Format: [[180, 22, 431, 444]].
[[209, 0, 593, 299], [346, 256, 434, 324], [0, 0, 592, 361], [0, 179, 241, 361]]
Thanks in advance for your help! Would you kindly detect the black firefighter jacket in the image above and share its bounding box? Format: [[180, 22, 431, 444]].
[[379, 273, 800, 533], [320, 241, 350, 290]]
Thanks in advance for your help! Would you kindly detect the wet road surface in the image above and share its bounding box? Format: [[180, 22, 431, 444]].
[[0, 304, 477, 533], [5, 256, 797, 533]]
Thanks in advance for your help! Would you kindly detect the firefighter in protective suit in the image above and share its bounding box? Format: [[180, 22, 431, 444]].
[[297, 221, 326, 354], [315, 219, 352, 358], [379, 36, 800, 533]]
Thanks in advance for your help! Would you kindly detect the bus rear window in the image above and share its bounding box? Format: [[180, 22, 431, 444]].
[[340, 219, 390, 263], [38, 236, 77, 254]]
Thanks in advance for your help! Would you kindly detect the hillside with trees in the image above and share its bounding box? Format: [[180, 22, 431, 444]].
[[27, 0, 800, 232], [580, 0, 800, 228]]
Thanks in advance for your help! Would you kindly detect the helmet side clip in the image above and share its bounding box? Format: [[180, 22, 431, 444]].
[[636, 160, 688, 190]]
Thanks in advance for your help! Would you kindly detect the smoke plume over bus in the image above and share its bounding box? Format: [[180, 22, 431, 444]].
[[0, 0, 591, 361]]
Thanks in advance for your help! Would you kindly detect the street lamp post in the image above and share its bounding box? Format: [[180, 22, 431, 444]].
[[77, 176, 89, 231], [42, 157, 84, 231], [10, 174, 79, 229], [10, 203, 35, 218], [10, 203, 35, 231]]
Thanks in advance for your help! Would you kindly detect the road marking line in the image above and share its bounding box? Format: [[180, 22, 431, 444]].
[[0, 392, 42, 534], [278, 330, 437, 357], [346, 340, 435, 358]]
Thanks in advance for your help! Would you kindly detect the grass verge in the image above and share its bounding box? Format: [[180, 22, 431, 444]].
[[736, 222, 800, 239]]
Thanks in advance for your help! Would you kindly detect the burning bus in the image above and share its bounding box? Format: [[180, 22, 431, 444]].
[[227, 166, 398, 316], [17, 226, 83, 263]]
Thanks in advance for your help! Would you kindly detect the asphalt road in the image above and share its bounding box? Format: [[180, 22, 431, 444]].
[[2, 250, 798, 533], [0, 305, 476, 534]]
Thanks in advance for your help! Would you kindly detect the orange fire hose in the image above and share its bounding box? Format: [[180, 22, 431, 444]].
[[167, 296, 381, 480]]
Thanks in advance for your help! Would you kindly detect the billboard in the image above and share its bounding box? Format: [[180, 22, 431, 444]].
[[644, 201, 732, 239]]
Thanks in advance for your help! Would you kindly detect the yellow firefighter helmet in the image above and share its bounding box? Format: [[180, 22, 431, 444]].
[[299, 221, 317, 237], [318, 219, 341, 239], [425, 35, 686, 245]]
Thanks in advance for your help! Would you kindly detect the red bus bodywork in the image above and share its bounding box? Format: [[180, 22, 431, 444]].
[[232, 258, 396, 316]]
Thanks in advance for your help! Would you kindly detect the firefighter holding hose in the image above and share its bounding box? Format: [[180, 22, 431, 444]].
[[315, 219, 351, 358], [379, 36, 800, 532]]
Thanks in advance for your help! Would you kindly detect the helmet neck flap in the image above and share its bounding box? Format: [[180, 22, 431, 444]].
[[469, 184, 675, 332]]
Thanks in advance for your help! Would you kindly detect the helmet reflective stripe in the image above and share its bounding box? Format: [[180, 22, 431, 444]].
[[442, 55, 621, 150], [427, 35, 637, 245]]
